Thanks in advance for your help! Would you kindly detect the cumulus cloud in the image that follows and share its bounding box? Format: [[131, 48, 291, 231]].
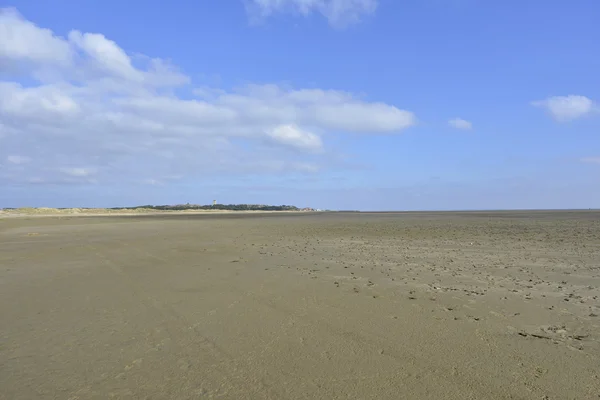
[[532, 95, 596, 122], [266, 124, 323, 152], [0, 7, 72, 67], [68, 31, 143, 82], [0, 7, 415, 187], [246, 0, 377, 27], [448, 118, 472, 130]]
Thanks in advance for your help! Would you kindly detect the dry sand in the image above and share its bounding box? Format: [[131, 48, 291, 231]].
[[0, 208, 276, 218], [1, 211, 599, 399]]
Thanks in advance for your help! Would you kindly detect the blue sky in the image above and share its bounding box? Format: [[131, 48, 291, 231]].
[[0, 0, 598, 210]]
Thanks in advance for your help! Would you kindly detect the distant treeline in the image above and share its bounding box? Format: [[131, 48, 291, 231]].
[[110, 204, 301, 211]]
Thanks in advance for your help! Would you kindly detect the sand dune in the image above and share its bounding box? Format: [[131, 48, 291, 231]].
[[0, 207, 292, 218]]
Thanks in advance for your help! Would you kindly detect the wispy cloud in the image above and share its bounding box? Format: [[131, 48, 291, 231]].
[[245, 0, 378, 27], [58, 167, 97, 177], [6, 155, 31, 164], [581, 157, 600, 165], [448, 118, 472, 130]]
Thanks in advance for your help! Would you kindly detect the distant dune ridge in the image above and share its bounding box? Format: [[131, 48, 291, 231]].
[[0, 207, 176, 217], [0, 204, 317, 218]]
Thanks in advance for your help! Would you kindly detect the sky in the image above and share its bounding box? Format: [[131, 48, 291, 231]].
[[0, 0, 599, 211]]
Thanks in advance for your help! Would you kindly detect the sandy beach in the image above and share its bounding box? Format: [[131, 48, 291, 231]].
[[1, 211, 599, 399]]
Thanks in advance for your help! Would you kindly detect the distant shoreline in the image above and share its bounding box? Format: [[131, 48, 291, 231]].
[[2, 207, 598, 219], [0, 207, 314, 219]]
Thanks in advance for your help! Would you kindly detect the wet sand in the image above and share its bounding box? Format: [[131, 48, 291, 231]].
[[1, 211, 599, 399]]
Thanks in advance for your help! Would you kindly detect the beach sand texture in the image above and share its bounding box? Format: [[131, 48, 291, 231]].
[[1, 211, 599, 399]]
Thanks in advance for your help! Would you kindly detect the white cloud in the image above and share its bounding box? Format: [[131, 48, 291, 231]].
[[142, 178, 162, 185], [266, 124, 323, 152], [581, 157, 600, 165], [7, 155, 31, 164], [59, 167, 96, 177], [448, 118, 472, 130], [0, 7, 415, 186], [246, 0, 377, 27], [0, 8, 72, 67], [0, 82, 81, 123], [532, 95, 596, 122], [68, 31, 142, 82]]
